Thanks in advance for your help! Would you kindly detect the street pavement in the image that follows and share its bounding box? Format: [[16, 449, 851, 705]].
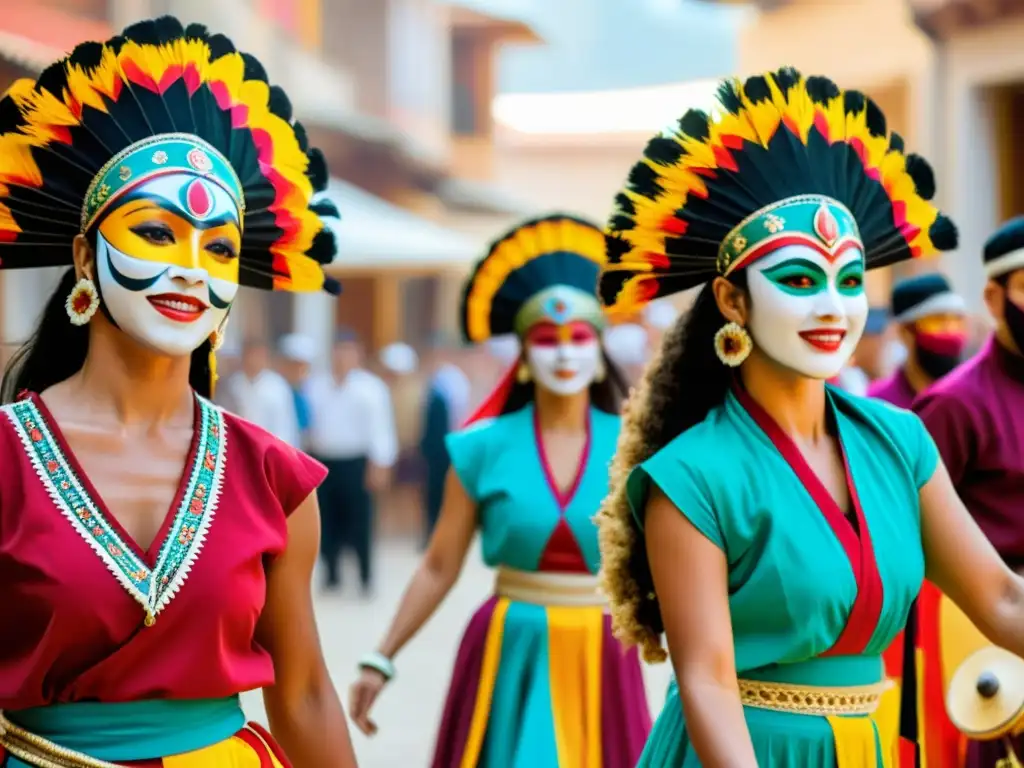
[[243, 536, 673, 766]]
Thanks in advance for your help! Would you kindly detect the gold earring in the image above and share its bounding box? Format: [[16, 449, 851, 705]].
[[595, 357, 607, 382], [516, 361, 531, 384], [66, 277, 100, 326], [714, 322, 752, 367]]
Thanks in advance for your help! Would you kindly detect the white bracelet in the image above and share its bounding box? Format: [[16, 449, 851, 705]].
[[358, 651, 396, 681]]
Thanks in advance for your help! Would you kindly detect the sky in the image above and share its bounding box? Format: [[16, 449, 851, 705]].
[[487, 0, 745, 94]]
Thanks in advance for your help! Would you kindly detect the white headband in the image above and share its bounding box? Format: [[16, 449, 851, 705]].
[[985, 247, 1024, 279], [894, 290, 966, 325]]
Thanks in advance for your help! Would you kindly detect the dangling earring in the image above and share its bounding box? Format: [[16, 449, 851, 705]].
[[208, 318, 228, 397], [714, 322, 752, 367], [516, 360, 531, 384], [66, 277, 100, 326], [595, 357, 607, 382]]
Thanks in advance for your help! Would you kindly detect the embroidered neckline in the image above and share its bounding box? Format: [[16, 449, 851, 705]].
[[3, 395, 227, 626]]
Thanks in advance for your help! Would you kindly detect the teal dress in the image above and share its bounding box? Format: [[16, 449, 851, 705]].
[[431, 404, 651, 768], [627, 386, 938, 767]]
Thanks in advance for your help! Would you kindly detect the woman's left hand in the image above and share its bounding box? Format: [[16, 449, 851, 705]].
[[348, 667, 388, 736]]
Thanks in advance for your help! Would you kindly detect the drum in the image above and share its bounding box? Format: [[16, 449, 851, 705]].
[[942, 593, 1024, 763]]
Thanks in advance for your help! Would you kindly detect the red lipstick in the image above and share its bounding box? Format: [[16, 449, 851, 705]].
[[798, 328, 847, 353], [147, 293, 208, 323]]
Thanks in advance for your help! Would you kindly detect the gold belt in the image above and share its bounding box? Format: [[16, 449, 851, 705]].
[[737, 678, 893, 716], [494, 567, 606, 607], [0, 710, 122, 768]]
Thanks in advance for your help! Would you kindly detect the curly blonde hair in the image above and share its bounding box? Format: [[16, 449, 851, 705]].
[[596, 278, 741, 663]]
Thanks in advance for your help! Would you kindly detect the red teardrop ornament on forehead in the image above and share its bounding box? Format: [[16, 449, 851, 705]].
[[814, 203, 839, 248], [186, 178, 213, 219]]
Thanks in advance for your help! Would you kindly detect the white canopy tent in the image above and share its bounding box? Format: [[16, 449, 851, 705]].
[[317, 178, 479, 273]]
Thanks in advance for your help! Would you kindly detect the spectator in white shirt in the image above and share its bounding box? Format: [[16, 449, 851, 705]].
[[222, 339, 301, 447], [306, 330, 397, 594]]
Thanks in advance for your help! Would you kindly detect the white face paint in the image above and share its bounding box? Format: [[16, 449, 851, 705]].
[[94, 173, 242, 357], [746, 244, 868, 379], [524, 321, 602, 396]]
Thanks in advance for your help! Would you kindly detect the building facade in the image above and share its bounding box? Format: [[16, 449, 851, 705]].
[[0, 0, 538, 360]]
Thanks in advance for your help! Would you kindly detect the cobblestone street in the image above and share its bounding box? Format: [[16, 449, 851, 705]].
[[242, 537, 672, 766]]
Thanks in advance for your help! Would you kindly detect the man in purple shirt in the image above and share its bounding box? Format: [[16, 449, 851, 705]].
[[868, 273, 967, 408], [913, 217, 1024, 768]]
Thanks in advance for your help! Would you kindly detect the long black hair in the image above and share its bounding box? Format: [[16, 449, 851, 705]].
[[596, 271, 747, 663], [1, 266, 213, 403]]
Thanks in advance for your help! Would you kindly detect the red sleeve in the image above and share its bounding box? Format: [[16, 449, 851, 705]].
[[911, 391, 976, 487], [263, 440, 329, 518]]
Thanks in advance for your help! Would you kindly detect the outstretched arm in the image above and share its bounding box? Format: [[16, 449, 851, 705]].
[[921, 461, 1024, 653], [646, 486, 758, 768], [258, 492, 359, 767], [349, 467, 477, 735]]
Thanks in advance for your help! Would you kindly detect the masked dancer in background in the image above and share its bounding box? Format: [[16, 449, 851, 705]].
[[912, 218, 1024, 768], [595, 67, 1024, 768], [0, 17, 358, 768], [348, 214, 651, 767], [865, 272, 967, 767]]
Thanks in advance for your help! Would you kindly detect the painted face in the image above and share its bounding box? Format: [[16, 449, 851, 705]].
[[746, 244, 868, 379], [524, 320, 601, 396], [95, 173, 242, 357]]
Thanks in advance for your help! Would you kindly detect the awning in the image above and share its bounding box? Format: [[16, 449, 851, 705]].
[[319, 179, 479, 273], [435, 176, 532, 215]]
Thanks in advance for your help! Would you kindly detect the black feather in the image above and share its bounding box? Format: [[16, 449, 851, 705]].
[[241, 53, 268, 83], [905, 154, 936, 200], [678, 109, 711, 141], [268, 86, 293, 122], [773, 66, 801, 95], [311, 199, 340, 219], [743, 75, 771, 103], [864, 97, 886, 138], [716, 80, 743, 115], [930, 215, 958, 251], [307, 228, 337, 265], [306, 148, 329, 192], [645, 136, 684, 166], [628, 162, 663, 199]]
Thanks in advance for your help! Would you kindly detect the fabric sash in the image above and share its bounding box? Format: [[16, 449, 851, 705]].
[[3, 697, 245, 762]]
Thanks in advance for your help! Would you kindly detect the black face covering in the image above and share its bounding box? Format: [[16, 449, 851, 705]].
[[912, 330, 966, 381], [1004, 295, 1024, 355], [914, 346, 960, 380]]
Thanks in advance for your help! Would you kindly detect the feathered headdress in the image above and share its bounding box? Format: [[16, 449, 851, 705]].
[[461, 213, 607, 343], [0, 16, 339, 294], [600, 67, 958, 314], [460, 213, 608, 426]]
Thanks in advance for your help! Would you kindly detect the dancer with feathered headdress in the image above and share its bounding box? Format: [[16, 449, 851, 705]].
[[349, 214, 652, 767], [595, 67, 1024, 767], [0, 16, 356, 767]]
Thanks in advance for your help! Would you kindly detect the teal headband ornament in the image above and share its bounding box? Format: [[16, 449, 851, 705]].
[[80, 133, 244, 233], [513, 285, 606, 337], [717, 195, 863, 276]]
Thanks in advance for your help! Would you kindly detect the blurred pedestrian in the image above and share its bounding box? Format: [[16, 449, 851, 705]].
[[307, 330, 398, 595], [418, 343, 470, 542], [278, 332, 317, 444], [869, 273, 967, 407], [222, 338, 302, 447]]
